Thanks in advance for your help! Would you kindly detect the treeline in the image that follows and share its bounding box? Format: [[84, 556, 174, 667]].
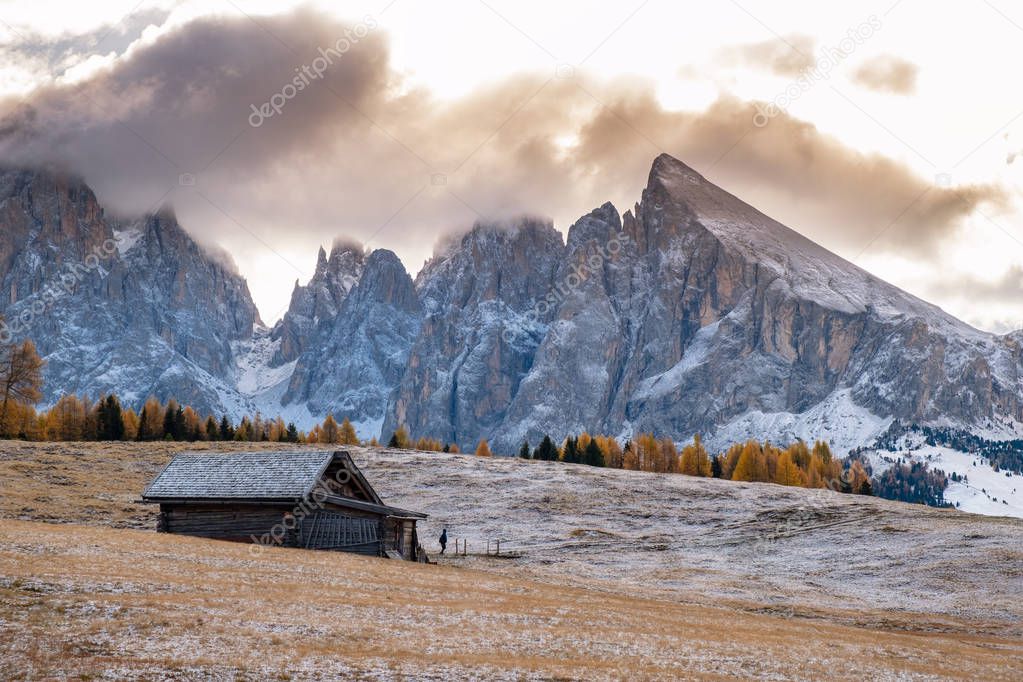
[[386, 426, 461, 453], [870, 458, 951, 507], [9, 392, 374, 445], [506, 432, 874, 495], [919, 425, 1023, 476], [865, 422, 1023, 476]]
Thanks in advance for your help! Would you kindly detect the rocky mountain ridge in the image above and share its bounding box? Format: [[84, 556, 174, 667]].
[[2, 156, 1022, 457]]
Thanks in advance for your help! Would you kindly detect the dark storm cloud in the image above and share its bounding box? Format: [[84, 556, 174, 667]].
[[0, 8, 1004, 295], [851, 55, 919, 95]]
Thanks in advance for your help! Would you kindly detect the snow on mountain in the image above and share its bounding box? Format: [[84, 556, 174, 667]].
[[381, 217, 566, 447], [6, 158, 1023, 521], [281, 248, 421, 436], [0, 169, 260, 417], [270, 240, 365, 367], [859, 430, 1023, 519]]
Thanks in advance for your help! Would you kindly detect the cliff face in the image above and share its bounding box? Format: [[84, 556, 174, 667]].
[[0, 169, 260, 416], [282, 248, 421, 435], [5, 157, 1023, 454], [380, 219, 566, 446], [376, 154, 1023, 452], [271, 242, 365, 366]]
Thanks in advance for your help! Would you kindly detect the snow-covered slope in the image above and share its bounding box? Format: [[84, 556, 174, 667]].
[[858, 429, 1023, 518]]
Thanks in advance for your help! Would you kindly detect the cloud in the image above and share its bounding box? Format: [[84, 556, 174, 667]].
[[918, 264, 1023, 332], [717, 35, 817, 77], [929, 265, 1023, 307], [0, 6, 171, 93], [851, 55, 919, 95], [0, 8, 1005, 319]]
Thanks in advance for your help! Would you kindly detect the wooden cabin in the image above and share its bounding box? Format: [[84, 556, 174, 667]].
[[141, 450, 428, 561]]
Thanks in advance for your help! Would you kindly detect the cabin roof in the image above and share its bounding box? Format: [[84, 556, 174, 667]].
[[141, 451, 427, 519], [144, 451, 334, 500]]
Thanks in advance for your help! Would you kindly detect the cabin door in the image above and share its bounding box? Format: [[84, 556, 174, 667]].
[[298, 512, 379, 551]]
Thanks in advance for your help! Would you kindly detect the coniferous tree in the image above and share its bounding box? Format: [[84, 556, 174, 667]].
[[252, 412, 265, 441], [98, 395, 125, 440], [321, 414, 340, 444], [44, 395, 86, 441], [162, 400, 176, 440], [182, 406, 201, 441], [775, 450, 806, 486], [219, 415, 234, 441], [710, 454, 723, 478], [534, 435, 558, 461], [205, 416, 220, 441], [162, 400, 181, 440], [92, 394, 108, 440], [0, 339, 44, 437], [583, 438, 604, 467], [136, 401, 150, 442], [340, 417, 358, 445], [388, 425, 410, 448], [475, 439, 493, 457], [596, 435, 623, 468], [519, 440, 531, 459], [121, 408, 140, 441], [562, 436, 580, 463], [731, 440, 764, 482], [137, 397, 165, 441], [679, 435, 711, 476], [659, 437, 679, 474], [286, 422, 299, 443], [175, 405, 186, 440], [719, 442, 743, 479], [622, 440, 639, 470], [234, 416, 252, 441]]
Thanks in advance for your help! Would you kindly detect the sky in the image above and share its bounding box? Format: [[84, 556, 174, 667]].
[[2, 0, 1023, 331]]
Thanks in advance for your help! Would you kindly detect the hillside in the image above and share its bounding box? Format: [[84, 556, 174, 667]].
[[1, 442, 1021, 634], [8, 519, 1023, 681]]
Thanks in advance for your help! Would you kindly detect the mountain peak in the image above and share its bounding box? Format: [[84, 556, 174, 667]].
[[329, 237, 363, 258], [650, 152, 704, 180]]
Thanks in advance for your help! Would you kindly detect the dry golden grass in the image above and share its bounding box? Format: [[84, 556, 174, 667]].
[[2, 440, 1022, 679], [0, 440, 308, 528], [1, 519, 1021, 681]]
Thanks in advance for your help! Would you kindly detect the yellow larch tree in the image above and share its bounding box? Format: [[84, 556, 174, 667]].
[[339, 417, 359, 445]]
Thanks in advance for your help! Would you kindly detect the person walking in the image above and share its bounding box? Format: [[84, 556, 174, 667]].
[[439, 527, 448, 555]]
